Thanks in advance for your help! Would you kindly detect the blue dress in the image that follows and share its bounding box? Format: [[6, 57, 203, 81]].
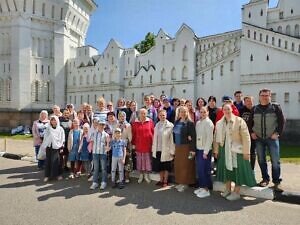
[[68, 130, 80, 161], [79, 137, 90, 161]]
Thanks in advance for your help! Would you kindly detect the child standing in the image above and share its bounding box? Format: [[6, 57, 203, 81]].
[[109, 128, 127, 189], [68, 119, 83, 179], [90, 119, 110, 190], [78, 123, 92, 176]]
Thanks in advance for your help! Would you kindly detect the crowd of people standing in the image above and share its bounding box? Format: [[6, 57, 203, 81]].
[[32, 88, 285, 201]]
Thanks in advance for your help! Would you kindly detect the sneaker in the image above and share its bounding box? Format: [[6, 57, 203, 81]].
[[88, 176, 93, 182], [125, 179, 130, 184], [119, 182, 125, 189], [138, 173, 144, 184], [112, 182, 118, 188], [226, 192, 241, 201], [175, 184, 183, 190], [222, 189, 231, 198], [177, 185, 187, 192], [197, 190, 210, 198], [69, 173, 75, 179], [90, 182, 99, 190], [144, 173, 151, 184], [100, 182, 107, 190], [43, 177, 49, 182], [75, 172, 81, 178], [194, 188, 204, 195]]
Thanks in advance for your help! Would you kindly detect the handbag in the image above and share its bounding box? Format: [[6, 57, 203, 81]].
[[37, 145, 46, 160]]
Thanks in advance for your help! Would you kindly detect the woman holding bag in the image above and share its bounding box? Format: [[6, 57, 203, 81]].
[[214, 103, 256, 201], [173, 106, 196, 192], [41, 115, 65, 182]]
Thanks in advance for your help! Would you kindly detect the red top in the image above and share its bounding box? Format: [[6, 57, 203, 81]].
[[215, 104, 240, 124], [131, 118, 154, 153]]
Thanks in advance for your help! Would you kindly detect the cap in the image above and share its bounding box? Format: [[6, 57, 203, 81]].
[[107, 111, 115, 117], [163, 97, 172, 103], [222, 95, 232, 102], [98, 119, 106, 125], [114, 128, 121, 133]]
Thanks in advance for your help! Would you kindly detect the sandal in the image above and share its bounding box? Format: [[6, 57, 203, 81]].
[[258, 180, 269, 187]]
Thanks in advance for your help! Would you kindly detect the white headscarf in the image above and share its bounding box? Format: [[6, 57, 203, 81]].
[[41, 115, 65, 150]]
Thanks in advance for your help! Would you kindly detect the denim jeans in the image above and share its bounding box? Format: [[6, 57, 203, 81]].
[[256, 138, 281, 184], [195, 149, 212, 189], [93, 154, 107, 184], [35, 145, 45, 169]]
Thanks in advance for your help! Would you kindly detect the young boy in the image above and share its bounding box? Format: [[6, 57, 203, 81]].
[[110, 128, 127, 189], [90, 119, 110, 190]]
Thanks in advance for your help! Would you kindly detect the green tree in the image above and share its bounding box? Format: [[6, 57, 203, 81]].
[[134, 32, 156, 53]]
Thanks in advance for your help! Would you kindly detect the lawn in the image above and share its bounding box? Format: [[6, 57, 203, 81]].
[[0, 132, 33, 140]]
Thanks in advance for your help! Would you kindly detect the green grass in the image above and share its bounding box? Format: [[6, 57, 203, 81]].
[[0, 132, 33, 140], [278, 145, 300, 164]]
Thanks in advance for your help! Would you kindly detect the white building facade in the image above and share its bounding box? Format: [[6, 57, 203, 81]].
[[1, 0, 300, 142]]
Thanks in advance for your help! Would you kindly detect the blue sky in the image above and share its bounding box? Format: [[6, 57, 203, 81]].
[[86, 0, 279, 52]]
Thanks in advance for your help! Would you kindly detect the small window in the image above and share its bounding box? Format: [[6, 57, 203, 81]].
[[150, 75, 152, 83], [220, 65, 224, 76], [201, 74, 204, 85], [247, 30, 250, 38], [272, 37, 275, 45], [291, 9, 294, 14], [41, 65, 44, 74], [112, 57, 114, 65], [74, 96, 76, 104], [266, 35, 269, 43], [266, 54, 269, 61], [291, 43, 295, 51], [128, 57, 130, 65], [42, 3, 45, 16], [260, 9, 263, 16], [254, 31, 256, 40], [51, 5, 55, 18], [8, 64, 10, 72], [278, 39, 281, 47], [284, 92, 289, 103], [87, 95, 90, 104], [80, 95, 83, 104], [211, 70, 214, 80], [23, 0, 26, 12], [259, 33, 262, 42], [250, 54, 253, 61], [33, 0, 35, 14], [271, 93, 276, 102], [47, 65, 50, 75], [284, 41, 288, 49], [60, 8, 64, 20], [141, 75, 143, 85], [94, 95, 97, 104], [279, 11, 284, 19], [172, 43, 175, 52], [278, 26, 282, 33], [69, 96, 72, 104], [35, 64, 37, 74], [230, 60, 234, 71], [162, 45, 165, 54], [126, 71, 128, 77], [248, 12, 251, 18]]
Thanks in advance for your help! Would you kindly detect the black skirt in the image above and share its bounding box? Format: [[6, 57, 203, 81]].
[[152, 151, 172, 172], [45, 147, 62, 179]]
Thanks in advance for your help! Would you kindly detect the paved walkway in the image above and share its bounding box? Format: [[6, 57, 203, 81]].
[[0, 158, 299, 225]]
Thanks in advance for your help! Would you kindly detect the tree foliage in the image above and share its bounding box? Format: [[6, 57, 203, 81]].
[[134, 32, 156, 53]]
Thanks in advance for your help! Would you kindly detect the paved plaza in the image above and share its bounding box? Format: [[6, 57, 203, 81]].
[[0, 158, 299, 225]]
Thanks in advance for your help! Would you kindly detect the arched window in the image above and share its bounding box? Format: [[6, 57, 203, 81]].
[[141, 75, 143, 85], [277, 26, 282, 33], [86, 75, 90, 85], [286, 25, 291, 35], [295, 24, 299, 38], [93, 74, 97, 84], [161, 69, 166, 81], [0, 79, 3, 101], [6, 78, 11, 101], [100, 73, 104, 83], [182, 46, 188, 61], [79, 75, 83, 85], [73, 76, 76, 86], [171, 67, 176, 80], [182, 66, 188, 79], [150, 75, 152, 84], [250, 54, 253, 62]]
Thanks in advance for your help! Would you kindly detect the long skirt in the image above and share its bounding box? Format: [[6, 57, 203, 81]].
[[136, 152, 152, 172], [174, 144, 196, 185], [216, 146, 257, 187], [45, 147, 62, 179]]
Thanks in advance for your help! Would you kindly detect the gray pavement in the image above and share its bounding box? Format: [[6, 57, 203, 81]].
[[0, 158, 299, 225]]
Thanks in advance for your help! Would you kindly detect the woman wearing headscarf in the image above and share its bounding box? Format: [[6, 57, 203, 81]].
[[214, 103, 256, 201], [41, 115, 65, 182]]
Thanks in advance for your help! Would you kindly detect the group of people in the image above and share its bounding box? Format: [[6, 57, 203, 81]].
[[32, 88, 285, 201]]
